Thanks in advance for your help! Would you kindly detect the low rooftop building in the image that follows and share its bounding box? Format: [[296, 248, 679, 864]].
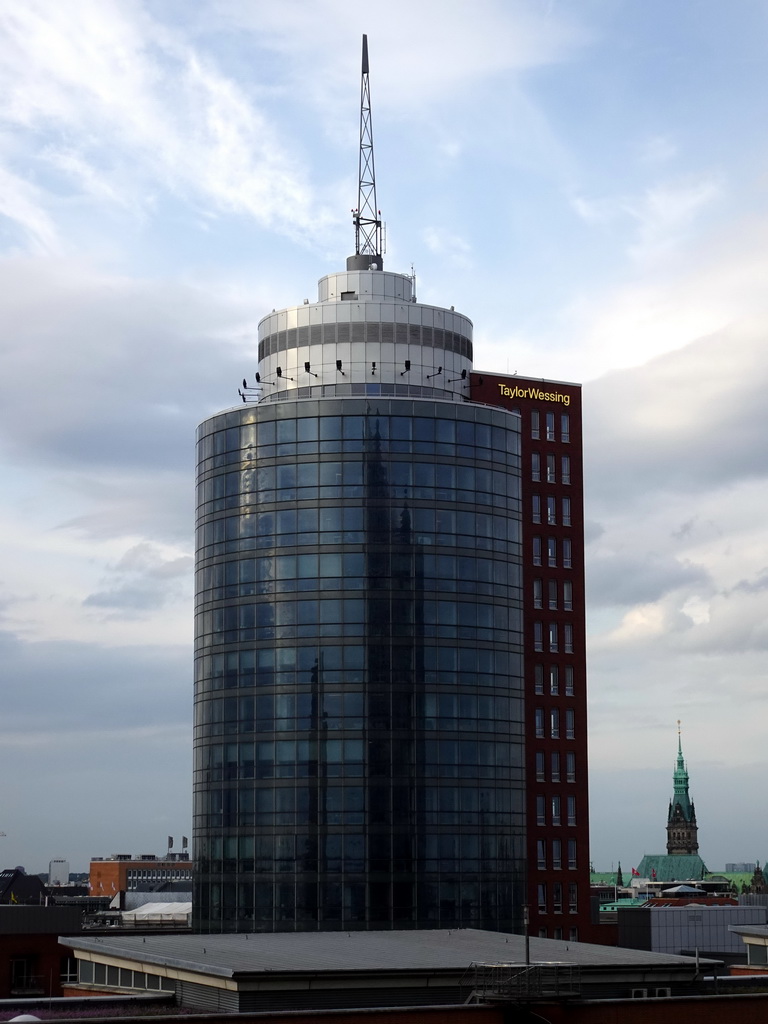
[[62, 928, 720, 1012]]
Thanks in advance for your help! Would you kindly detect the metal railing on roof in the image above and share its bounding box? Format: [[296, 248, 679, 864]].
[[463, 961, 581, 1003]]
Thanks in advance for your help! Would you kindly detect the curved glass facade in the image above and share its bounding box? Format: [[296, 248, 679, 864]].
[[193, 397, 525, 932]]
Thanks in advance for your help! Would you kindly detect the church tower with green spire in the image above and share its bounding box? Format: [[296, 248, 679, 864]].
[[667, 722, 699, 855]]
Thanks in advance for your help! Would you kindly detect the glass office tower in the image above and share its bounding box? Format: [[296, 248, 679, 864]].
[[193, 268, 525, 932]]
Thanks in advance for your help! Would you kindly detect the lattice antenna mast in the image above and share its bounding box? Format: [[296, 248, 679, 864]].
[[348, 35, 384, 271]]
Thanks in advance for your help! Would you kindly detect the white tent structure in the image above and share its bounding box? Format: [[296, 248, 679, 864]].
[[120, 901, 191, 926]]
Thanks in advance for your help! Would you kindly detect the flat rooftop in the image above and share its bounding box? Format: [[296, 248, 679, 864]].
[[63, 928, 720, 979]]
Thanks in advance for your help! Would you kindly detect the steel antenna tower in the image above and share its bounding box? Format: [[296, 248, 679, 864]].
[[348, 34, 384, 271]]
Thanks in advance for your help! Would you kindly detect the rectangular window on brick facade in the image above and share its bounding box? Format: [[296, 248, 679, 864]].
[[548, 580, 558, 610], [566, 708, 575, 739], [549, 665, 559, 695], [535, 707, 545, 738], [551, 751, 560, 782], [534, 622, 544, 652], [568, 839, 577, 869], [563, 581, 573, 611], [531, 410, 540, 440], [566, 751, 576, 782], [547, 495, 557, 524], [567, 796, 576, 826], [532, 494, 541, 523], [546, 411, 555, 440], [537, 795, 546, 826], [552, 838, 562, 870], [549, 622, 558, 652], [533, 536, 542, 566], [538, 883, 547, 913], [548, 537, 557, 567], [553, 883, 563, 913], [562, 497, 571, 526], [563, 538, 572, 568], [532, 453, 541, 481], [552, 796, 561, 826], [536, 751, 545, 781], [535, 664, 544, 694], [565, 666, 574, 695], [547, 454, 556, 483], [537, 839, 546, 870], [534, 578, 543, 608], [561, 455, 570, 484], [564, 623, 574, 653], [550, 708, 560, 738], [561, 414, 570, 443], [569, 883, 578, 913]]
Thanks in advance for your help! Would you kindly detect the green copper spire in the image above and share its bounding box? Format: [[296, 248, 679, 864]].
[[667, 721, 699, 855], [670, 721, 693, 820]]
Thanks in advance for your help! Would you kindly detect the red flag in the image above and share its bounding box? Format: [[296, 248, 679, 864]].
[[651, 869, 657, 880], [631, 867, 639, 876]]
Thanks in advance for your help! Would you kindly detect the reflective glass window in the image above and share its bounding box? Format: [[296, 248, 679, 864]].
[[552, 838, 562, 869], [563, 539, 572, 568], [534, 664, 544, 694]]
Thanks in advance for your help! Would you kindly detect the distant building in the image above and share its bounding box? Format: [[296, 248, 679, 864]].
[[726, 863, 756, 873], [0, 867, 47, 905], [745, 863, 767, 894], [636, 727, 708, 882], [48, 858, 69, 886], [667, 725, 698, 855], [89, 853, 192, 897], [618, 904, 766, 961]]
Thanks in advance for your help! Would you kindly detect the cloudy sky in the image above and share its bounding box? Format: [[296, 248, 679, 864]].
[[1, 0, 767, 875]]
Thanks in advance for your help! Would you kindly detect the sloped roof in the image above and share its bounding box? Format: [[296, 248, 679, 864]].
[[636, 854, 708, 881], [0, 869, 46, 904]]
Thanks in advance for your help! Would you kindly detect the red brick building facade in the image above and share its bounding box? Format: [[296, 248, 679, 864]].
[[472, 372, 591, 940]]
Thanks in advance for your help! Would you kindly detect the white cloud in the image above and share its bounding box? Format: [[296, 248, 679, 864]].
[[0, 0, 329, 247], [627, 178, 722, 262], [422, 227, 472, 268], [640, 134, 679, 164], [570, 176, 721, 264], [0, 163, 61, 253], [83, 541, 192, 615], [207, 0, 591, 106]]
